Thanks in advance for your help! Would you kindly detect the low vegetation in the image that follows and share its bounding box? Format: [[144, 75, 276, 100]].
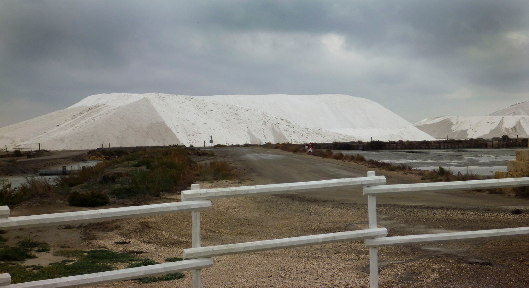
[[1, 147, 236, 207], [0, 238, 184, 284], [0, 178, 55, 207]]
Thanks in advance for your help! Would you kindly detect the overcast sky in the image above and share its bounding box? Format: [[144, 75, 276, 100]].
[[1, 0, 528, 127]]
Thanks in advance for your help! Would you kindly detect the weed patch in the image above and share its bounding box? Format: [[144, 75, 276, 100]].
[[200, 161, 236, 181], [17, 238, 49, 252], [1, 246, 180, 284], [67, 191, 109, 207], [127, 258, 157, 268], [136, 272, 184, 283], [0, 179, 35, 206], [83, 249, 138, 263], [0, 247, 36, 261]]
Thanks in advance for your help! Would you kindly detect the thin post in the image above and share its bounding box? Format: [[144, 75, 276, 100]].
[[366, 171, 379, 288], [191, 184, 202, 288], [369, 247, 378, 288]]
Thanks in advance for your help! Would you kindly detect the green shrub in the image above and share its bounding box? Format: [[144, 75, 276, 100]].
[[127, 258, 157, 268], [67, 191, 110, 207], [17, 238, 49, 252], [133, 158, 153, 169], [333, 152, 345, 160], [58, 147, 236, 200], [136, 272, 184, 283], [21, 178, 55, 197], [56, 161, 115, 191], [353, 154, 366, 162], [200, 161, 236, 181], [437, 166, 451, 177], [13, 150, 23, 157], [0, 247, 36, 261], [0, 180, 32, 206], [57, 261, 113, 277]]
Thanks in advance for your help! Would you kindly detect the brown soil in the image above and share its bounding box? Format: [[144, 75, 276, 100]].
[[2, 147, 529, 287]]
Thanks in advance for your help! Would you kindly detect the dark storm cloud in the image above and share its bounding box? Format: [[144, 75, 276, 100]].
[[204, 0, 529, 91], [0, 0, 528, 126]]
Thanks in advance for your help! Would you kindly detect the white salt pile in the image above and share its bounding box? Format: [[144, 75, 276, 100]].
[[415, 101, 529, 139], [0, 93, 433, 150]]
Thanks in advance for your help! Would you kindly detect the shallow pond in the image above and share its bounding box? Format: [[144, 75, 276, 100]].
[[337, 149, 516, 176]]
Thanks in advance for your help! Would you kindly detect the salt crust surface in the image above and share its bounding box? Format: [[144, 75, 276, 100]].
[[0, 93, 433, 150]]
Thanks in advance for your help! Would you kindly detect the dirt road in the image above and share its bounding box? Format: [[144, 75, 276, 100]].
[[215, 147, 529, 209]]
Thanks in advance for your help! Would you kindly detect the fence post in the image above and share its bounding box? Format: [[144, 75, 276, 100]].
[[366, 171, 379, 288], [191, 184, 202, 288], [0, 274, 11, 286]]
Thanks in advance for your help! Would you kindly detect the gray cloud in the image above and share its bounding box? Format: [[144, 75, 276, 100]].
[[1, 0, 528, 127]]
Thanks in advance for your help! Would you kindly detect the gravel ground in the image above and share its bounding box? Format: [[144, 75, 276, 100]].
[[77, 180, 529, 287]]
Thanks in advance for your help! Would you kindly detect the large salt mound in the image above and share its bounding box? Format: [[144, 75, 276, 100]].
[[0, 93, 432, 150]]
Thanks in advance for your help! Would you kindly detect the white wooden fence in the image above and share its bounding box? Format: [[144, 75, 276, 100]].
[[363, 171, 529, 288], [1, 172, 529, 287], [0, 202, 214, 287]]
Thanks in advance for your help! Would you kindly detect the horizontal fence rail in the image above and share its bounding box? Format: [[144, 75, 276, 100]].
[[182, 176, 386, 201], [365, 227, 529, 247], [184, 228, 388, 259], [364, 177, 529, 195], [0, 201, 212, 230], [5, 259, 213, 288]]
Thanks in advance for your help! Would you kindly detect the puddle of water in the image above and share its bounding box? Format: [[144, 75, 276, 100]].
[[1, 161, 100, 189]]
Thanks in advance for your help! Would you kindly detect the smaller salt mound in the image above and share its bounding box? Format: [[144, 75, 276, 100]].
[[415, 116, 529, 139], [490, 101, 529, 116]]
